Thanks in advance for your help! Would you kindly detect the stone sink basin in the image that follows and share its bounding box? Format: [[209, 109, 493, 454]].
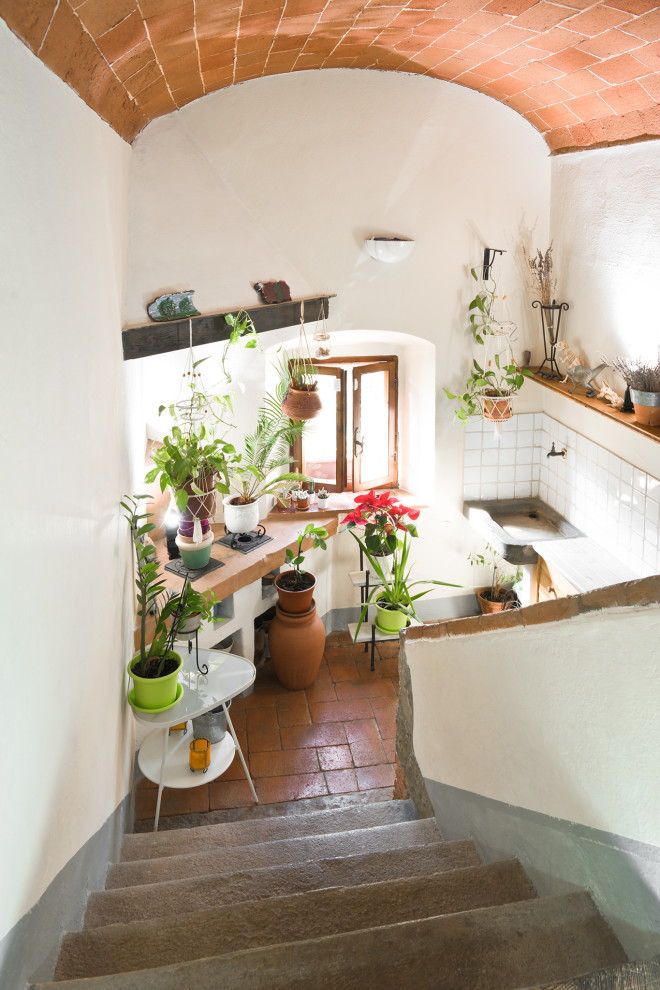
[[464, 497, 584, 564]]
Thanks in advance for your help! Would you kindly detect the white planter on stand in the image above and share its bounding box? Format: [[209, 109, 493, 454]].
[[223, 496, 260, 534]]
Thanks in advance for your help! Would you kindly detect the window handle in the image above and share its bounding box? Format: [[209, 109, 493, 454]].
[[354, 428, 364, 458]]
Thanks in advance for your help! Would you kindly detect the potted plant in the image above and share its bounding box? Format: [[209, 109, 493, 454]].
[[445, 355, 531, 424], [468, 543, 521, 614], [274, 522, 329, 613], [224, 373, 309, 533], [612, 356, 660, 426], [270, 522, 329, 689], [280, 306, 322, 421], [317, 487, 330, 506], [122, 494, 216, 711], [343, 492, 458, 636]]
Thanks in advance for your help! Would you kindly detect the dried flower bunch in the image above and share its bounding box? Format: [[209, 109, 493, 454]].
[[528, 245, 556, 307], [612, 356, 660, 392]]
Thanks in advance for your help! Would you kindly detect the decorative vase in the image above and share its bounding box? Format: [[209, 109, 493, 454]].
[[274, 572, 316, 614], [175, 529, 214, 569], [281, 385, 322, 421], [375, 601, 408, 634], [630, 389, 660, 427], [269, 600, 325, 690], [128, 651, 183, 711], [223, 496, 260, 534]]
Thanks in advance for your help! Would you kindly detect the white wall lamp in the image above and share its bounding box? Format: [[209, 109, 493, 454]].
[[364, 235, 415, 264]]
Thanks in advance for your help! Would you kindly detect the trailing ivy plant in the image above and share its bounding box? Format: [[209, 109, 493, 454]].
[[444, 355, 531, 424], [468, 266, 500, 343]]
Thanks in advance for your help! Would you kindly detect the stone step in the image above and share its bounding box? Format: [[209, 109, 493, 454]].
[[132, 788, 399, 832], [36, 892, 626, 990], [532, 955, 660, 989], [121, 799, 420, 862], [107, 817, 442, 889], [57, 860, 536, 980], [86, 838, 479, 928]]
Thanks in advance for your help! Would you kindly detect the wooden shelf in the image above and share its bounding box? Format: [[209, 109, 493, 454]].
[[122, 295, 334, 361], [527, 371, 660, 445]]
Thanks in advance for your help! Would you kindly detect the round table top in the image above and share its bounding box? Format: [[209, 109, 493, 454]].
[[129, 649, 255, 728]]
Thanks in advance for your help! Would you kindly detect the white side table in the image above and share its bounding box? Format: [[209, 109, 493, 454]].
[[131, 648, 258, 830]]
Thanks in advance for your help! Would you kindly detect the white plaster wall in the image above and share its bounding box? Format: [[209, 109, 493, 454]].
[[408, 604, 660, 846], [550, 141, 660, 379], [0, 23, 135, 943], [125, 69, 551, 592]]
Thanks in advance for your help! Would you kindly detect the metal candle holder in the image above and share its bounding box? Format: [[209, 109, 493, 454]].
[[532, 299, 569, 380]]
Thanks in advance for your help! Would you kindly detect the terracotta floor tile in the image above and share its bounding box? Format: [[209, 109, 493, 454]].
[[335, 679, 397, 701], [246, 707, 281, 752], [356, 764, 396, 790], [374, 710, 397, 740], [216, 752, 245, 781], [356, 655, 399, 678], [276, 698, 311, 727], [249, 748, 320, 778], [255, 772, 329, 803], [209, 779, 258, 810], [376, 641, 400, 659], [370, 696, 397, 714], [276, 688, 307, 706], [327, 660, 360, 682], [231, 689, 279, 711], [304, 677, 337, 704], [309, 699, 373, 723], [136, 785, 210, 820], [343, 718, 381, 744], [317, 744, 353, 771], [325, 768, 359, 794], [136, 774, 157, 791], [349, 738, 388, 767], [324, 645, 353, 662], [281, 722, 348, 750], [383, 737, 397, 762], [227, 707, 247, 731]]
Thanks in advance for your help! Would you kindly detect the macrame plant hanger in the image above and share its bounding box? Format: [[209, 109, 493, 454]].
[[175, 320, 213, 545]]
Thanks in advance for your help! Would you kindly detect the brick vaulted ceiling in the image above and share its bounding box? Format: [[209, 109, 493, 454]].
[[3, 0, 660, 153]]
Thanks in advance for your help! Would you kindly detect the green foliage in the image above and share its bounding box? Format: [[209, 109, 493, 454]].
[[284, 523, 329, 587], [468, 266, 500, 344], [121, 495, 216, 677], [223, 310, 260, 382], [468, 543, 521, 603]]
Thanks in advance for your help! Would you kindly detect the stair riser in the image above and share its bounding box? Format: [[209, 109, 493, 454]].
[[86, 840, 480, 928], [57, 861, 537, 980], [121, 800, 420, 862], [107, 819, 442, 889]]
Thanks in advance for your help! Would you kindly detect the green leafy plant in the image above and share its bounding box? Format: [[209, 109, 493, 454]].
[[284, 523, 329, 589], [121, 494, 216, 676], [444, 355, 532, 424], [468, 543, 521, 604], [223, 310, 259, 383], [288, 352, 318, 391], [468, 266, 503, 343]]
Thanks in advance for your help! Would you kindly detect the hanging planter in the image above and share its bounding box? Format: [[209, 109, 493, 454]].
[[479, 391, 514, 423], [281, 300, 322, 422]]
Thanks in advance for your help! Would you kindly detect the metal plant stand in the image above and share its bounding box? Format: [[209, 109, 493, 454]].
[[533, 300, 569, 380]]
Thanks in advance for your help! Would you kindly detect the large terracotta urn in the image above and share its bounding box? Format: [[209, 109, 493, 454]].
[[269, 600, 325, 690]]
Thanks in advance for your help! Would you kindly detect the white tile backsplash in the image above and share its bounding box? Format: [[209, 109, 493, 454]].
[[463, 411, 660, 578]]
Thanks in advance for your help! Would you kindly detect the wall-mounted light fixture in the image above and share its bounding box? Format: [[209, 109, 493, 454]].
[[364, 236, 415, 264]]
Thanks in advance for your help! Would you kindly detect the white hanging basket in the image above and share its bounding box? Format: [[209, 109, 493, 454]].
[[479, 392, 514, 423]]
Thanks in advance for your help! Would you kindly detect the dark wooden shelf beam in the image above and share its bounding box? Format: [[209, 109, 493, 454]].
[[527, 370, 660, 445], [122, 295, 333, 361]]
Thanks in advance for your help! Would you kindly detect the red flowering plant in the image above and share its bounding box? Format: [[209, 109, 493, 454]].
[[342, 491, 458, 637]]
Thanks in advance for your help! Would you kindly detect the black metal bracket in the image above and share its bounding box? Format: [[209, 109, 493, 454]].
[[483, 247, 505, 281]]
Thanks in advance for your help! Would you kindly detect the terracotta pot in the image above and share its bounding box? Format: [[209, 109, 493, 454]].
[[478, 589, 517, 614], [274, 572, 316, 614], [281, 385, 322, 421], [269, 600, 325, 690], [481, 394, 513, 423], [630, 389, 660, 427], [179, 472, 216, 520]]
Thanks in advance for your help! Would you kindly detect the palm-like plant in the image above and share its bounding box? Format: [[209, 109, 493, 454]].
[[229, 369, 309, 503]]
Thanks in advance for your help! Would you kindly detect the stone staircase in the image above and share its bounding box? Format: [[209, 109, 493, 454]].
[[34, 798, 630, 990]]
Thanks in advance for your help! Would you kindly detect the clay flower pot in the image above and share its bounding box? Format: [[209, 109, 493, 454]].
[[269, 600, 325, 690], [477, 589, 517, 614], [179, 472, 216, 520], [630, 389, 660, 427], [274, 571, 316, 614], [281, 384, 322, 421], [480, 393, 513, 423]]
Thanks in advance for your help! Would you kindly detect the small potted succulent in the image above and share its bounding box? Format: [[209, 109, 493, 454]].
[[468, 543, 521, 614], [316, 487, 330, 506], [612, 356, 660, 427]]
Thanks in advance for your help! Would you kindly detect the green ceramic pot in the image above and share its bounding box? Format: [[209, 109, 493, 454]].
[[175, 531, 214, 570], [375, 601, 408, 634], [128, 652, 183, 711]]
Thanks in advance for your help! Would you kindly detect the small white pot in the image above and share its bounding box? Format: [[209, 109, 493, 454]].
[[223, 496, 260, 534]]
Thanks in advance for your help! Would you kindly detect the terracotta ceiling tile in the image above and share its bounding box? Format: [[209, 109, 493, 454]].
[[600, 77, 656, 111], [38, 1, 89, 75], [0, 0, 58, 52], [566, 120, 600, 145], [483, 24, 536, 47], [483, 0, 537, 12], [283, 0, 325, 13], [137, 78, 177, 112], [456, 40, 499, 58], [324, 53, 359, 65], [601, 107, 644, 138], [511, 59, 563, 83], [527, 27, 585, 53], [434, 54, 472, 76], [486, 71, 531, 93], [608, 0, 659, 11], [476, 54, 521, 76], [237, 33, 274, 55], [524, 108, 548, 128], [196, 8, 241, 34], [285, 10, 325, 28], [536, 100, 581, 126], [412, 16, 462, 37], [559, 0, 594, 8], [394, 35, 432, 51], [544, 125, 573, 148], [161, 50, 199, 82], [577, 26, 643, 57], [638, 70, 660, 101], [152, 35, 197, 60], [113, 40, 155, 79], [334, 41, 372, 55], [200, 49, 235, 72], [435, 0, 484, 17], [389, 8, 431, 28], [123, 57, 164, 95], [560, 67, 607, 94], [454, 67, 491, 82], [640, 102, 660, 133], [234, 63, 262, 79], [623, 7, 660, 41], [203, 66, 235, 87], [410, 49, 447, 67], [140, 0, 188, 16], [197, 34, 234, 58], [240, 9, 282, 31], [436, 28, 483, 46], [96, 10, 148, 62], [236, 48, 267, 67], [499, 42, 552, 64], [591, 51, 647, 82], [514, 3, 574, 32], [565, 90, 613, 118], [145, 3, 194, 45], [508, 89, 543, 109], [634, 39, 660, 70], [460, 10, 508, 33], [565, 5, 632, 36], [526, 77, 570, 101], [171, 78, 205, 106], [272, 32, 310, 51], [75, 0, 137, 38], [240, 0, 284, 13], [543, 45, 598, 71]]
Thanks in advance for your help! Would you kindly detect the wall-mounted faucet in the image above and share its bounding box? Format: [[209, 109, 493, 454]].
[[547, 442, 567, 459]]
